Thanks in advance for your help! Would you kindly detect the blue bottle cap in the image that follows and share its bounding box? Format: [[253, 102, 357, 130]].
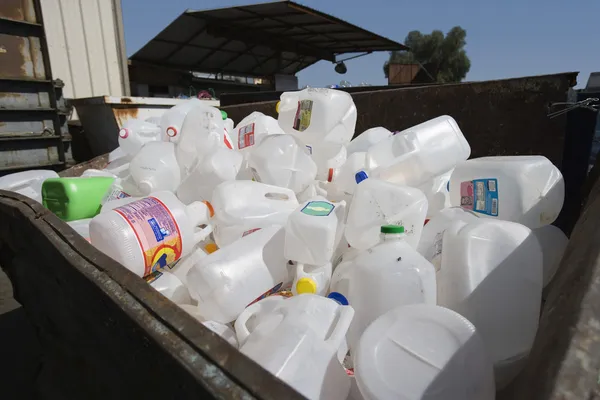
[[447, 181, 450, 192], [355, 171, 369, 184], [327, 292, 349, 306]]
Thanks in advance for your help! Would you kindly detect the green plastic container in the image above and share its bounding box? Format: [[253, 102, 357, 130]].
[[42, 177, 115, 221]]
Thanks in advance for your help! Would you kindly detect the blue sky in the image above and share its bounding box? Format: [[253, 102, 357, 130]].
[[122, 0, 599, 88]]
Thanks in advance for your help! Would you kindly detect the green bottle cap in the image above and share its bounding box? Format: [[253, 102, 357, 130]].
[[380, 225, 405, 234], [220, 110, 228, 120]]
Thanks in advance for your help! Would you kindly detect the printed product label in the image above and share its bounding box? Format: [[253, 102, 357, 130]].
[[301, 201, 335, 216], [305, 145, 313, 155], [114, 197, 183, 276], [293, 100, 313, 132], [460, 178, 499, 216], [237, 123, 255, 149], [247, 282, 283, 307], [102, 186, 131, 204], [224, 129, 233, 149], [242, 228, 261, 237], [144, 270, 163, 284]]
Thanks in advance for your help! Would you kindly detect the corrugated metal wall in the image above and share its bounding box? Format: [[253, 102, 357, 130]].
[[39, 0, 129, 100]]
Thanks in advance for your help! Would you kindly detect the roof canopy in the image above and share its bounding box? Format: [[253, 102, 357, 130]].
[[129, 0, 407, 77]]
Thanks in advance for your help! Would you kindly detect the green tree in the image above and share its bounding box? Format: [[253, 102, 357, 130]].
[[384, 27, 471, 83]]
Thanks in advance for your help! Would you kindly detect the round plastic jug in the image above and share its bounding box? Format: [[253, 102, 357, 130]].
[[117, 119, 161, 156], [176, 147, 243, 204], [178, 304, 238, 348], [66, 218, 92, 242], [234, 294, 354, 400], [416, 207, 479, 271], [90, 191, 213, 277], [145, 269, 192, 305], [354, 304, 495, 400], [248, 134, 317, 194], [330, 226, 437, 350], [291, 262, 333, 296], [325, 152, 366, 196], [284, 197, 346, 265], [159, 98, 203, 141], [449, 156, 565, 229], [129, 141, 181, 195], [186, 225, 291, 323], [211, 180, 299, 247], [278, 88, 357, 146], [436, 218, 543, 388], [234, 111, 284, 152], [366, 116, 470, 188], [345, 174, 428, 250], [532, 224, 568, 287], [346, 127, 392, 154], [418, 169, 453, 218], [0, 170, 59, 202]]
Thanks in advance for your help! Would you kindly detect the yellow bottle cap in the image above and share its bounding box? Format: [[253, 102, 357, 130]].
[[276, 101, 281, 113], [296, 278, 317, 294], [204, 243, 218, 254]]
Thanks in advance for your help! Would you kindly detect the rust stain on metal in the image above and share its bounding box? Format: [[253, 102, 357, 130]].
[[0, 0, 35, 22], [113, 107, 140, 127], [0, 34, 33, 79], [120, 97, 134, 103]]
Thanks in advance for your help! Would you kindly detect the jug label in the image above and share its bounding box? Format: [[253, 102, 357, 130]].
[[293, 100, 313, 131], [144, 270, 163, 284], [301, 201, 335, 216], [102, 186, 130, 204], [247, 282, 283, 307], [114, 197, 183, 276], [238, 123, 255, 149], [460, 179, 499, 217], [242, 228, 261, 237]]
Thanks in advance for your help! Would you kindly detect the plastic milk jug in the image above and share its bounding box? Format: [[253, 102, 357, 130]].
[[418, 169, 453, 218], [354, 304, 495, 400], [186, 225, 291, 323], [291, 262, 333, 296], [235, 294, 354, 400], [248, 134, 317, 194], [144, 269, 192, 305], [311, 142, 347, 181], [177, 304, 238, 348], [234, 111, 284, 152], [324, 152, 366, 196], [211, 180, 299, 247], [129, 141, 181, 195], [159, 98, 203, 141], [366, 116, 470, 188], [0, 170, 59, 202], [532, 224, 568, 287], [117, 119, 161, 156], [449, 156, 565, 229], [284, 197, 346, 265], [330, 225, 437, 350], [345, 172, 428, 250], [108, 146, 127, 163], [346, 127, 392, 154], [90, 191, 213, 277], [436, 219, 543, 388], [278, 88, 357, 146]]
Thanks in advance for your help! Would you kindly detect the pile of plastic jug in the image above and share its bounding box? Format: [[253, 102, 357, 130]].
[[0, 89, 569, 400]]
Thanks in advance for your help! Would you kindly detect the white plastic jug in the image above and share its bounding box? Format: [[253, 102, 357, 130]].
[[248, 134, 317, 194], [330, 225, 437, 350], [346, 127, 392, 154], [177, 304, 238, 348], [311, 142, 347, 181], [67, 218, 92, 242], [101, 196, 140, 213], [211, 180, 299, 247], [436, 218, 543, 388], [145, 269, 192, 305], [90, 191, 213, 277], [325, 152, 366, 196], [418, 169, 453, 218], [235, 294, 354, 400], [159, 98, 203, 141], [284, 197, 346, 265], [117, 119, 161, 156], [186, 225, 291, 323], [176, 147, 243, 204], [345, 173, 428, 250], [449, 156, 565, 229], [416, 207, 479, 271], [291, 262, 332, 296], [101, 178, 133, 205], [129, 141, 181, 195], [0, 170, 59, 202], [234, 111, 284, 152], [164, 244, 208, 287], [81, 169, 117, 178], [366, 116, 470, 188], [532, 224, 568, 287], [108, 146, 127, 163], [278, 88, 357, 146], [103, 155, 131, 177], [354, 304, 495, 400]]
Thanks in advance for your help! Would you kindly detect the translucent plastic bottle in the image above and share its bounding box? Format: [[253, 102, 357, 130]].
[[0, 170, 59, 202], [129, 141, 181, 195], [234, 294, 354, 400], [42, 177, 115, 221], [418, 169, 453, 218], [311, 142, 347, 181], [330, 225, 437, 350], [186, 225, 291, 323], [176, 147, 243, 204], [248, 134, 317, 194], [117, 119, 161, 156], [436, 218, 543, 388], [177, 304, 239, 348], [366, 116, 470, 188], [284, 197, 346, 265], [291, 262, 332, 296], [346, 127, 392, 154], [277, 88, 357, 146], [354, 304, 495, 400], [210, 180, 299, 247], [324, 152, 366, 194], [90, 191, 213, 277], [159, 98, 203, 141], [234, 111, 284, 152], [449, 156, 565, 229], [532, 224, 568, 287], [145, 269, 192, 305], [345, 172, 428, 250]]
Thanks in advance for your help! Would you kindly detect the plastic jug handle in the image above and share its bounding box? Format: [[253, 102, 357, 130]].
[[325, 306, 355, 349], [194, 224, 214, 243], [234, 296, 284, 346]]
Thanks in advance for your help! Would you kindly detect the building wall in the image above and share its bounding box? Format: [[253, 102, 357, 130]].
[[39, 0, 129, 100]]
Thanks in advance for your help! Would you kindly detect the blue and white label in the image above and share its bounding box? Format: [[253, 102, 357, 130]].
[[460, 178, 498, 216]]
